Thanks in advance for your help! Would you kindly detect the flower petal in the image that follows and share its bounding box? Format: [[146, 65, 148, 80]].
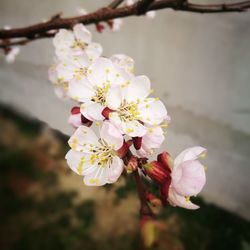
[[68, 126, 98, 152], [83, 166, 109, 186], [65, 149, 97, 175], [139, 98, 168, 125], [85, 42, 103, 60], [73, 23, 92, 44], [168, 187, 199, 210], [107, 156, 124, 183], [172, 160, 206, 197], [100, 121, 123, 150], [81, 101, 105, 121], [110, 54, 135, 73], [68, 78, 94, 102], [68, 113, 82, 128], [106, 86, 123, 110], [174, 146, 207, 166], [87, 57, 131, 88], [125, 75, 151, 103], [121, 120, 147, 137]]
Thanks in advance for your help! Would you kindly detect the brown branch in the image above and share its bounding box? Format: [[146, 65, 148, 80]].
[[133, 169, 154, 217], [136, 0, 155, 14], [1, 0, 250, 48], [108, 0, 125, 9]]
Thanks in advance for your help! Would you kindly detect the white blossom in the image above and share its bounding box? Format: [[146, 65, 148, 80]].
[[66, 121, 124, 186]]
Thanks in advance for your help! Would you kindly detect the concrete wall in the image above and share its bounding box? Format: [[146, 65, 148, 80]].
[[1, 0, 250, 219]]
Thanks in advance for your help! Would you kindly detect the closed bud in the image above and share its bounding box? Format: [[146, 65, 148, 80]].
[[143, 161, 171, 185], [126, 156, 138, 173], [145, 192, 162, 207], [157, 151, 173, 171]]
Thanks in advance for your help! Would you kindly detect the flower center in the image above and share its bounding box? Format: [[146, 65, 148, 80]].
[[91, 84, 110, 106], [117, 100, 140, 122], [90, 139, 116, 167], [74, 67, 87, 80], [71, 40, 87, 50]]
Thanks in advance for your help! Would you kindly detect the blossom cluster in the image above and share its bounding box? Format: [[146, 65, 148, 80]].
[[49, 23, 206, 209]]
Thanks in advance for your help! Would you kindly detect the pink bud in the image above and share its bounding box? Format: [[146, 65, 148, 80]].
[[95, 23, 105, 33]]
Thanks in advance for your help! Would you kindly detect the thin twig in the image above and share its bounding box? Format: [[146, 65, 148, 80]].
[[1, 0, 250, 48]]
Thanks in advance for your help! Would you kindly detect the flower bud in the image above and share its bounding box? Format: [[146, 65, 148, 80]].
[[157, 151, 173, 171], [126, 155, 138, 173], [143, 161, 171, 185], [145, 192, 162, 207]]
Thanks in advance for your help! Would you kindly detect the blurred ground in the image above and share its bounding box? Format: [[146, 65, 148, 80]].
[[0, 104, 249, 250]]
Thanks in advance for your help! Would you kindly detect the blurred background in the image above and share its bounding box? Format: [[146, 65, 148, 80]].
[[0, 0, 250, 249]]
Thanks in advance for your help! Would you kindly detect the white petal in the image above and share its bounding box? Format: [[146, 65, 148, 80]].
[[84, 166, 108, 186], [121, 120, 147, 137], [68, 78, 94, 102], [87, 57, 131, 88], [142, 126, 164, 149], [85, 42, 103, 60], [174, 146, 207, 166], [168, 187, 199, 210], [73, 23, 92, 44], [106, 86, 123, 110], [107, 156, 124, 183], [110, 54, 135, 73], [81, 101, 105, 121], [68, 113, 82, 128], [65, 150, 97, 175], [125, 75, 151, 103], [139, 98, 168, 125], [100, 121, 123, 150], [172, 160, 206, 197], [68, 126, 98, 152], [54, 86, 67, 99], [53, 29, 74, 58]]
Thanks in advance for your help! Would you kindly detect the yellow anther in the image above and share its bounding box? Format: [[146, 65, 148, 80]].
[[126, 128, 134, 133], [200, 153, 206, 159], [155, 97, 159, 101], [95, 122, 100, 126], [203, 165, 208, 171], [185, 196, 190, 202], [150, 89, 155, 94], [148, 128, 153, 133]]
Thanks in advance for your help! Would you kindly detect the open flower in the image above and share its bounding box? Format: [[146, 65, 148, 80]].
[[53, 23, 102, 60], [56, 53, 90, 82], [66, 121, 125, 186], [67, 57, 131, 121], [167, 147, 207, 209], [106, 76, 169, 137]]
